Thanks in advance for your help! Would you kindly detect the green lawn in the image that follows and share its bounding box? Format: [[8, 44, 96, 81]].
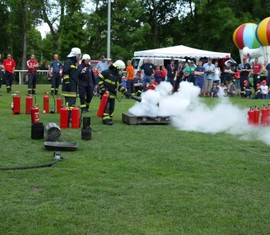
[[0, 85, 269, 235]]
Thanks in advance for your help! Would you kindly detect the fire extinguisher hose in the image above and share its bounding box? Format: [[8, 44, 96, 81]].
[[0, 156, 62, 171], [50, 93, 56, 113]]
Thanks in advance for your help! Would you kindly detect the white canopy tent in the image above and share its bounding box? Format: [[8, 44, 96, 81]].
[[134, 45, 230, 59]]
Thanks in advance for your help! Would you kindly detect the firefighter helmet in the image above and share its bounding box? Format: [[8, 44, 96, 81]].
[[82, 54, 91, 61], [67, 47, 81, 57], [113, 60, 125, 70]]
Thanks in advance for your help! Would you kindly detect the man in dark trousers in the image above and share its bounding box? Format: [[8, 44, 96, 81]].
[[61, 47, 81, 109], [140, 58, 155, 91], [48, 53, 63, 95], [166, 59, 177, 86], [98, 60, 127, 125], [27, 54, 39, 94], [2, 54, 16, 93], [238, 56, 251, 97], [78, 54, 95, 112]]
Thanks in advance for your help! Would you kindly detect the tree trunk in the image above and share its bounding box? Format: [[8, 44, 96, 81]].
[[21, 31, 27, 70]]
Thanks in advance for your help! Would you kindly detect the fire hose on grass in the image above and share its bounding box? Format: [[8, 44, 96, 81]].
[[0, 152, 63, 171]]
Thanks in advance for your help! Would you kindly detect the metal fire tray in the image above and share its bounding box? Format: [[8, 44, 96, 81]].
[[44, 141, 79, 151], [122, 112, 170, 125]]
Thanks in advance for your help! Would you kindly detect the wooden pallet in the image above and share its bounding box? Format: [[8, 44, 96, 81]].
[[122, 112, 170, 125]]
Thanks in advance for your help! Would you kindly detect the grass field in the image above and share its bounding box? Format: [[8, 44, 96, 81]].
[[0, 85, 270, 235]]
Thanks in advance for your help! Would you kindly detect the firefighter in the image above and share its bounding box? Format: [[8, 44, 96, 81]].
[[78, 54, 95, 112], [27, 54, 39, 94], [48, 53, 63, 95], [98, 60, 127, 125], [61, 47, 81, 109], [2, 54, 16, 93]]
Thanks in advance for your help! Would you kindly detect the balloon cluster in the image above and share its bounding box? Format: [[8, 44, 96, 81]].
[[232, 17, 270, 63]]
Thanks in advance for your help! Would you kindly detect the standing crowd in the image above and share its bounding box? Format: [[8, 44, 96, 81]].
[[121, 56, 270, 99]]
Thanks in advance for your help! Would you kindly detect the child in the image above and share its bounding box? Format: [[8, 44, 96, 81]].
[[227, 80, 237, 96], [252, 83, 263, 99], [260, 80, 268, 99], [218, 83, 227, 97], [211, 84, 219, 98], [243, 80, 252, 98], [133, 72, 143, 96], [146, 77, 158, 90]]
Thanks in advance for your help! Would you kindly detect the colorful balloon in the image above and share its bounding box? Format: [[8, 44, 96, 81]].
[[233, 23, 261, 49], [256, 17, 270, 46]]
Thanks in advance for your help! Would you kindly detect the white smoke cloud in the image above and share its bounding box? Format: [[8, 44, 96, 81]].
[[128, 81, 270, 145]]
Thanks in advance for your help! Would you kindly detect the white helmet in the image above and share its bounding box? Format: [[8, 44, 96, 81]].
[[82, 54, 91, 61], [113, 60, 125, 70], [67, 47, 81, 57]]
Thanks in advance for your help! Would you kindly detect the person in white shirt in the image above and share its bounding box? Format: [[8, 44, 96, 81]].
[[213, 61, 221, 85], [218, 83, 227, 97], [260, 80, 268, 99]]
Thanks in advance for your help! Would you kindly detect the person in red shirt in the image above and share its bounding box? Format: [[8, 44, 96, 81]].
[[27, 54, 39, 94], [252, 57, 263, 92], [2, 54, 16, 93], [146, 77, 158, 90]]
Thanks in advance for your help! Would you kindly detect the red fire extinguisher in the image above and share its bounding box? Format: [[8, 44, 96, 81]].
[[247, 107, 255, 125], [25, 95, 33, 114], [267, 104, 270, 126], [31, 105, 40, 123], [12, 93, 21, 115], [56, 97, 63, 114], [97, 91, 109, 117], [60, 105, 69, 128], [71, 106, 80, 128], [254, 106, 260, 126], [261, 105, 268, 126], [43, 93, 49, 114]]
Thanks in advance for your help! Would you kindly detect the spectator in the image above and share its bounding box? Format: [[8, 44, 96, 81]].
[[213, 61, 221, 85], [160, 65, 167, 82], [243, 80, 252, 98], [133, 72, 143, 96], [265, 60, 270, 86], [173, 61, 184, 92], [238, 57, 251, 97], [260, 80, 268, 99], [188, 60, 197, 84], [121, 75, 127, 89], [154, 65, 162, 84], [252, 83, 263, 99], [217, 83, 227, 97], [96, 55, 110, 73], [126, 60, 135, 97], [227, 80, 237, 96], [234, 71, 241, 95], [2, 53, 16, 93], [194, 60, 205, 94], [182, 62, 191, 82], [166, 59, 177, 86], [252, 57, 263, 91], [223, 61, 235, 85], [146, 77, 158, 90], [210, 83, 219, 98], [202, 58, 215, 97], [0, 54, 4, 91], [140, 58, 155, 91], [48, 53, 63, 95]]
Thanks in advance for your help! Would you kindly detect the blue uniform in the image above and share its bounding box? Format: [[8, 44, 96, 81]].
[[50, 60, 63, 95]]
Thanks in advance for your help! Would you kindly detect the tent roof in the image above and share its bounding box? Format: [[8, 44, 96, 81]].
[[134, 45, 230, 59]]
